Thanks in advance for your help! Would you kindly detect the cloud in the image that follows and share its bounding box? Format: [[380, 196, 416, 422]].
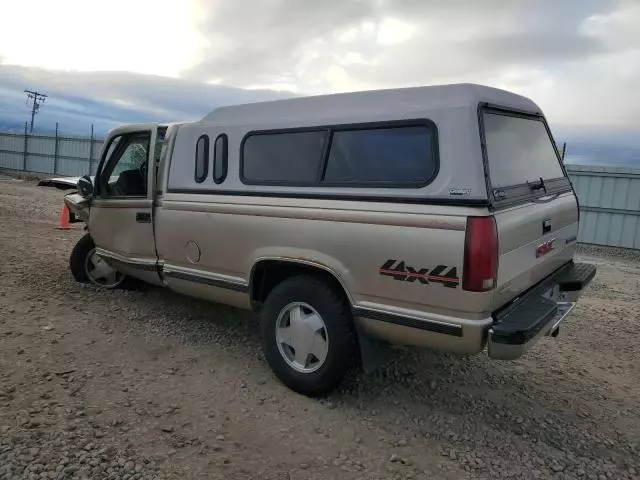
[[187, 0, 607, 85], [183, 0, 639, 129], [0, 0, 639, 161], [0, 0, 206, 77], [0, 64, 294, 134], [186, 0, 378, 90]]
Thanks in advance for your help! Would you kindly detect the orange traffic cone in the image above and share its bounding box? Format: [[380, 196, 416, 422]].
[[56, 204, 73, 230]]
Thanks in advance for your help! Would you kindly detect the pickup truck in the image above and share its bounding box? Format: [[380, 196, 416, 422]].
[[62, 83, 597, 396]]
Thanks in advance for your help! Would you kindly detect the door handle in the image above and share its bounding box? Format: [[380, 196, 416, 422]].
[[136, 212, 151, 223]]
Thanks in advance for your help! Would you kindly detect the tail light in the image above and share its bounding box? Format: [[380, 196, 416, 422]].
[[463, 216, 499, 292]]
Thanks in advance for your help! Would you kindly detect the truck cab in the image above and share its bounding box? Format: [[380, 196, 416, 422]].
[[65, 123, 171, 286]]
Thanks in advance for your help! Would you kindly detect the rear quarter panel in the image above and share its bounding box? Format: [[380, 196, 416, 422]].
[[155, 194, 492, 319]]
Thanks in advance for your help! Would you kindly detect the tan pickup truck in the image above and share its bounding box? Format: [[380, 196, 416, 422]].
[[62, 83, 597, 396]]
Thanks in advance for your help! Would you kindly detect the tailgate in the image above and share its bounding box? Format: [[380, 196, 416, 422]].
[[479, 106, 579, 310], [493, 193, 578, 309]]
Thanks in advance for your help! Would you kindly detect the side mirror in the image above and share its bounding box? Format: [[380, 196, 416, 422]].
[[77, 175, 94, 198]]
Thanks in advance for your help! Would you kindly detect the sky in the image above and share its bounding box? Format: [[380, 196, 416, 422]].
[[0, 0, 639, 163]]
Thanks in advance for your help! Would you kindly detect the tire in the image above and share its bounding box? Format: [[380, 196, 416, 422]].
[[260, 274, 357, 396], [69, 233, 94, 283], [69, 233, 137, 289]]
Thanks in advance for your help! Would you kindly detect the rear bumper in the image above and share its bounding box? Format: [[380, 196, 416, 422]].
[[487, 261, 597, 360]]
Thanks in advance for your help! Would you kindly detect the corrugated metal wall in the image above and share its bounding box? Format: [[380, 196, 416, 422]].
[[0, 132, 26, 170], [0, 130, 103, 177], [1, 129, 639, 249], [565, 164, 640, 249]]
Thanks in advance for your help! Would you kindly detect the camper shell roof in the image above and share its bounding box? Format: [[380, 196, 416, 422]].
[[200, 83, 541, 128]]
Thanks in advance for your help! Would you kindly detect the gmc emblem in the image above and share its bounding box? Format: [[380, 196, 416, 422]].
[[536, 238, 556, 258]]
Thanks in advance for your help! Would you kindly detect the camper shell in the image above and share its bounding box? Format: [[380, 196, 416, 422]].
[[167, 83, 539, 202]]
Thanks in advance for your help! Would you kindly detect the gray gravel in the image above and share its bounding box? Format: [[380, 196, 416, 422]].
[[0, 428, 160, 480], [1, 178, 639, 480], [576, 243, 640, 263]]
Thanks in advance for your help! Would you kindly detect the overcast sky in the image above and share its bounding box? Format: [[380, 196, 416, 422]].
[[0, 0, 639, 138]]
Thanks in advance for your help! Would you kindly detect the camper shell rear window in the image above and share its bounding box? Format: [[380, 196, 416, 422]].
[[479, 106, 571, 204]]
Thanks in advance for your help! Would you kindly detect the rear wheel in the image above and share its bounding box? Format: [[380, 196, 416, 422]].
[[260, 275, 356, 396], [69, 233, 127, 289]]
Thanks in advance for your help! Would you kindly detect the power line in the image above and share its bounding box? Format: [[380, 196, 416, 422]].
[[24, 89, 47, 133]]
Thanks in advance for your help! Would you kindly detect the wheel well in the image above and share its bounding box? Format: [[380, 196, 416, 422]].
[[250, 260, 349, 310]]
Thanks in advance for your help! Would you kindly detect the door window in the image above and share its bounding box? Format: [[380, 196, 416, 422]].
[[99, 132, 151, 197]]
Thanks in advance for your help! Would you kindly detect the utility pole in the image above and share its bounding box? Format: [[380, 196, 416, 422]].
[[24, 89, 47, 132]]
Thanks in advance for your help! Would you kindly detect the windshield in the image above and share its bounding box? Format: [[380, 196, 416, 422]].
[[483, 111, 565, 188]]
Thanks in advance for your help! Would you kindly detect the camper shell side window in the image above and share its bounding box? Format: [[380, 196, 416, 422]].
[[213, 133, 229, 184], [240, 120, 439, 188], [194, 134, 210, 183]]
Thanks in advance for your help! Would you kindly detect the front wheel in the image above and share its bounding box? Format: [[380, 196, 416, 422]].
[[69, 233, 127, 289], [260, 275, 357, 396]]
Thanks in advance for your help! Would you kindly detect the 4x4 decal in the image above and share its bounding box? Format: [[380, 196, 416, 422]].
[[379, 260, 459, 288]]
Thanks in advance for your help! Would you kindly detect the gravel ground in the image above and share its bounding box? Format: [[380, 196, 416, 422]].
[[1, 177, 639, 480]]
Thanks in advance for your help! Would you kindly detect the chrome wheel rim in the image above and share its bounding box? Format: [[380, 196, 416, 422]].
[[275, 302, 329, 374], [84, 249, 125, 288]]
